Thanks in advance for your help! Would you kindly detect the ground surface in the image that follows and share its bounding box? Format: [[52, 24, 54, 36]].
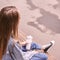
[[0, 0, 60, 60]]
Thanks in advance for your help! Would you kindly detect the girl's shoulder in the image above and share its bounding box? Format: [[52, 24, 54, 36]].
[[3, 37, 24, 60]]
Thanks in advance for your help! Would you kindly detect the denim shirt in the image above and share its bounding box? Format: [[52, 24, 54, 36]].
[[2, 37, 35, 60], [2, 37, 24, 60], [2, 37, 48, 60]]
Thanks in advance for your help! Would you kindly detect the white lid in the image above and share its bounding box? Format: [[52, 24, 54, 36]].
[[27, 35, 33, 39]]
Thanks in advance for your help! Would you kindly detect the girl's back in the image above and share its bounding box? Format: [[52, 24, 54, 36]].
[[2, 37, 24, 60]]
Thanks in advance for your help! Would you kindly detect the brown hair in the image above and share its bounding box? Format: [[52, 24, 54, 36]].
[[0, 6, 20, 59]]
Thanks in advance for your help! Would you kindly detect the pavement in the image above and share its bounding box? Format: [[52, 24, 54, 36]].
[[0, 0, 60, 60]]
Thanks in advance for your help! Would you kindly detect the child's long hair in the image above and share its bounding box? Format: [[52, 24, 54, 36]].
[[0, 6, 20, 59]]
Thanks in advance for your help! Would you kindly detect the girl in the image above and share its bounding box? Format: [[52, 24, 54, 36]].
[[0, 6, 48, 60]]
